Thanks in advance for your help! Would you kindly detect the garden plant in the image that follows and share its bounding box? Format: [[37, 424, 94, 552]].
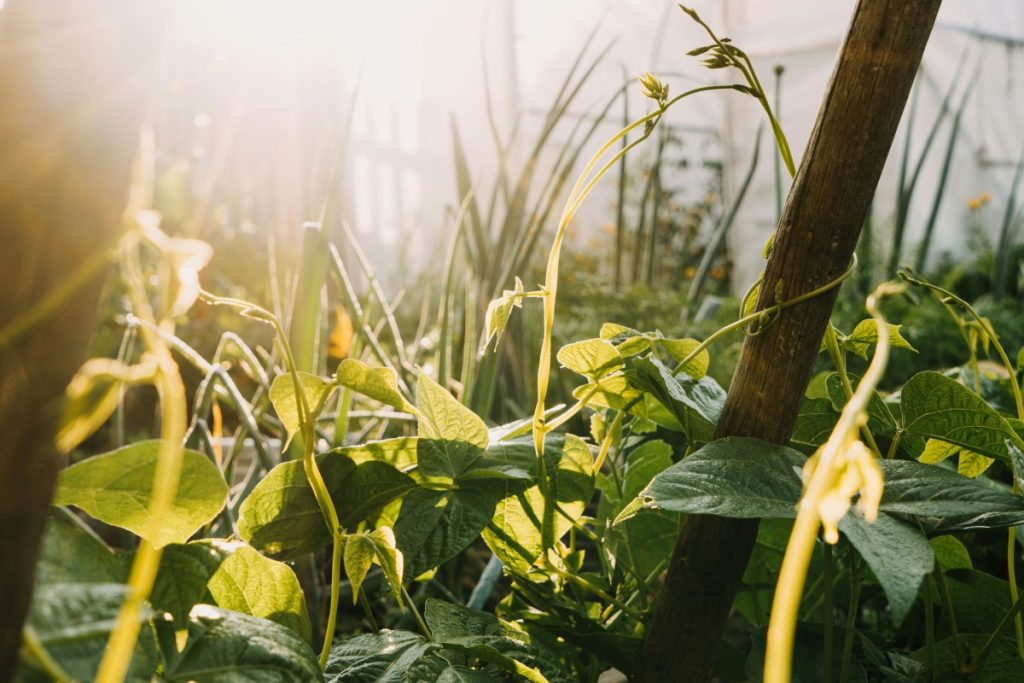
[[9, 1, 1024, 682]]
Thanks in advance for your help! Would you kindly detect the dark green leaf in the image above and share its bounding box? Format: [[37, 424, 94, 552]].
[[36, 514, 126, 585], [324, 630, 435, 683], [791, 398, 838, 448], [21, 583, 158, 682], [159, 606, 322, 682], [901, 371, 1021, 466], [837, 509, 933, 623], [878, 459, 1024, 532], [151, 541, 227, 630], [395, 485, 498, 581], [640, 437, 804, 519]]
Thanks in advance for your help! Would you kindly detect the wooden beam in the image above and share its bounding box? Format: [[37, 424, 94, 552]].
[[639, 1, 942, 680]]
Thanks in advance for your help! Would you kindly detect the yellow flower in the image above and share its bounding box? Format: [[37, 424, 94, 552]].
[[967, 191, 992, 210]]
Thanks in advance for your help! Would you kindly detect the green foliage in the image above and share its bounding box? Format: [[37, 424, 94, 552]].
[[53, 441, 228, 547]]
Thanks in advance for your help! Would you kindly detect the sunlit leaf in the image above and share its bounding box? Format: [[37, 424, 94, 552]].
[[238, 452, 413, 559], [556, 338, 622, 379], [334, 359, 406, 410], [416, 372, 488, 449], [53, 441, 228, 547], [269, 371, 332, 444], [843, 319, 917, 359], [206, 543, 312, 642]]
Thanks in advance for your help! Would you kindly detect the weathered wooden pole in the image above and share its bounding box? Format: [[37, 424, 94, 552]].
[[640, 1, 942, 680], [0, 2, 163, 678]]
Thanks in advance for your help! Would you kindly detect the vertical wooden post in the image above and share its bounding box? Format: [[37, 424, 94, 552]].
[[0, 2, 163, 677], [640, 1, 942, 680]]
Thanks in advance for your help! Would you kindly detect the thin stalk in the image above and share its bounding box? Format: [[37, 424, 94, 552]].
[[838, 553, 861, 683], [97, 238, 188, 683], [924, 574, 936, 682], [972, 588, 1024, 672], [673, 256, 857, 375], [320, 531, 344, 668], [402, 585, 432, 639], [935, 566, 964, 672], [764, 284, 897, 683], [1011, 487, 1024, 657], [532, 83, 741, 552], [21, 625, 71, 682], [823, 541, 834, 683], [645, 130, 667, 286], [823, 324, 883, 458], [614, 68, 629, 290]]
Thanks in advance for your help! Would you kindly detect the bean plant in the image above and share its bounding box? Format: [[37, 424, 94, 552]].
[[18, 6, 1024, 683]]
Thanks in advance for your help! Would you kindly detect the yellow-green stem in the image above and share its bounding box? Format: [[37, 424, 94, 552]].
[[764, 285, 896, 683]]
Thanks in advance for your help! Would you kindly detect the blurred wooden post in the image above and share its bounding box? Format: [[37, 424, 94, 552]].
[[0, 1, 163, 677], [639, 1, 941, 681]]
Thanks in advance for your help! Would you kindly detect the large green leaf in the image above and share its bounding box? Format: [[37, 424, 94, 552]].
[[394, 484, 498, 582], [270, 372, 332, 443], [20, 583, 158, 682], [404, 658, 496, 682], [206, 544, 311, 642], [836, 509, 933, 623], [238, 452, 413, 559], [640, 437, 804, 519], [53, 441, 228, 547], [158, 606, 323, 682], [422, 600, 552, 683], [481, 435, 594, 571], [151, 541, 227, 630], [416, 372, 489, 449], [877, 459, 1024, 532], [901, 371, 1021, 466], [324, 630, 436, 683], [335, 359, 407, 411], [641, 438, 1024, 533], [35, 514, 126, 585]]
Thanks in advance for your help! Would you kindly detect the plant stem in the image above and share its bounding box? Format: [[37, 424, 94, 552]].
[[973, 586, 1024, 672], [823, 541, 834, 683], [838, 553, 861, 683], [97, 239, 188, 683], [320, 531, 344, 668], [402, 584, 432, 639], [21, 626, 70, 683], [935, 566, 964, 672], [924, 574, 936, 683]]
